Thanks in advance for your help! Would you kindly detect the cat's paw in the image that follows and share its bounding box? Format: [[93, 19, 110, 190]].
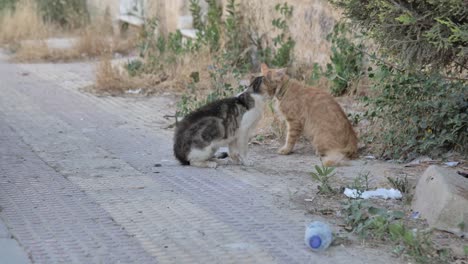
[[191, 161, 218, 168], [206, 161, 218, 168], [277, 147, 292, 155]]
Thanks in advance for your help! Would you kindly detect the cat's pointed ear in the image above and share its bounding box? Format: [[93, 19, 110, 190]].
[[260, 63, 269, 74]]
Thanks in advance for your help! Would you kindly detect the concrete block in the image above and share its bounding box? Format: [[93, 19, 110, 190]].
[[412, 165, 468, 236], [177, 16, 194, 30]]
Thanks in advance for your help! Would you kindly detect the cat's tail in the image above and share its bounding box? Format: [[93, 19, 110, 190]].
[[173, 133, 191, 166], [322, 150, 350, 167]]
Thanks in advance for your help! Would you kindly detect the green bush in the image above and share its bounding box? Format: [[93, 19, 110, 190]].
[[37, 0, 88, 27], [329, 0, 468, 71], [365, 64, 467, 160], [137, 1, 296, 118], [310, 22, 365, 96], [327, 0, 468, 159], [0, 0, 16, 12], [261, 3, 295, 67]]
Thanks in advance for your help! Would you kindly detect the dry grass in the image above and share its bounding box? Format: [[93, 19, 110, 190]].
[[0, 0, 50, 44], [14, 24, 138, 62], [93, 48, 214, 96], [1, 0, 137, 62], [92, 56, 169, 96]]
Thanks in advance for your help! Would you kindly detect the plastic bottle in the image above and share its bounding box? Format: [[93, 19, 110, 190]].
[[304, 221, 333, 251]]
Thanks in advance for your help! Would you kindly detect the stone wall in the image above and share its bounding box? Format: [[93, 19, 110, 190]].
[[234, 0, 340, 66]]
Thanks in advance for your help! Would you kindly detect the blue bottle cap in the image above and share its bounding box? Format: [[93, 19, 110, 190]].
[[309, 235, 322, 249]]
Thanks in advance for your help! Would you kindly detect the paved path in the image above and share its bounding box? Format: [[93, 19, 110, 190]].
[[0, 54, 404, 264]]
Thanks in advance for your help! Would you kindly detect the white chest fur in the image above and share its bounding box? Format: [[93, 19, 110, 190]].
[[240, 94, 265, 137]]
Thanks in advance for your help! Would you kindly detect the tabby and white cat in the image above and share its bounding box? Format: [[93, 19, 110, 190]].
[[173, 77, 266, 168]]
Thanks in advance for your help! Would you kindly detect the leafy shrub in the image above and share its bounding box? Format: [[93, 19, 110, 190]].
[[329, 0, 468, 71], [0, 0, 16, 12], [223, 0, 249, 66], [136, 1, 296, 118], [365, 65, 467, 160], [189, 0, 203, 31], [310, 22, 365, 96], [37, 0, 89, 27], [203, 0, 222, 52], [326, 0, 468, 159], [176, 54, 245, 117], [261, 3, 295, 67]]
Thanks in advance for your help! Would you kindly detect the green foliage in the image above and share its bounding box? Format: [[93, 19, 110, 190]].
[[140, 1, 296, 118], [324, 2, 467, 159], [272, 37, 295, 68], [342, 200, 404, 238], [136, 17, 200, 74], [138, 18, 160, 58], [349, 171, 370, 198], [126, 60, 143, 77], [387, 174, 409, 194], [258, 2, 295, 67], [176, 55, 246, 117], [341, 200, 451, 263], [0, 0, 16, 12], [364, 64, 468, 160], [310, 163, 338, 195], [36, 0, 89, 27], [223, 0, 249, 66], [328, 0, 468, 71], [174, 0, 252, 117], [310, 22, 365, 96], [204, 0, 222, 52], [189, 0, 204, 31]]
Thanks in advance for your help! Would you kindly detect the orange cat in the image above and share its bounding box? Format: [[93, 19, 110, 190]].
[[260, 63, 358, 166]]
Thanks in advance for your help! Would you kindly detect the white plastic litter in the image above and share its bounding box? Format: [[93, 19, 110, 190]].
[[126, 88, 142, 94], [344, 188, 402, 199], [444, 161, 459, 167]]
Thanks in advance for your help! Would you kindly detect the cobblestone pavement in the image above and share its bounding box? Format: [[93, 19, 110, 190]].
[[0, 53, 404, 264]]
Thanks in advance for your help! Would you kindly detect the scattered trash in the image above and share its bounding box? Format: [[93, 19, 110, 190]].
[[304, 198, 314, 202], [305, 221, 333, 252], [126, 88, 142, 94], [344, 188, 402, 199], [444, 161, 459, 167], [364, 155, 376, 160], [411, 211, 420, 219]]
